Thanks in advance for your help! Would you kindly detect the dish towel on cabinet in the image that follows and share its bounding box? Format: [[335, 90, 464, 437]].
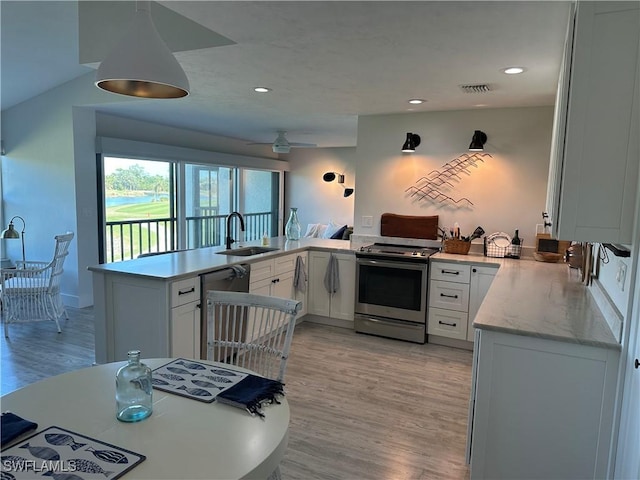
[[324, 254, 340, 294], [293, 255, 307, 293]]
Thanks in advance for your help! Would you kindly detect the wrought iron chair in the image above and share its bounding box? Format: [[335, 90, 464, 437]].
[[206, 290, 302, 383], [1, 232, 74, 338]]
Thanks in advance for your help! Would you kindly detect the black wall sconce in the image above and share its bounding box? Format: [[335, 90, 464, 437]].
[[323, 172, 354, 197], [401, 132, 421, 153], [469, 130, 488, 151]]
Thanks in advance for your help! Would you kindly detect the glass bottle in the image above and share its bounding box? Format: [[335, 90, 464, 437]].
[[116, 350, 153, 422], [285, 207, 301, 241], [511, 229, 522, 258]]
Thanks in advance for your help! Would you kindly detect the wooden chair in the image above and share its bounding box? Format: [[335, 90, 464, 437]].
[[1, 232, 74, 337], [205, 290, 301, 383]]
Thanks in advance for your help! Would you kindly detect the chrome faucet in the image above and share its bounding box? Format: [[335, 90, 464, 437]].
[[225, 212, 245, 250]]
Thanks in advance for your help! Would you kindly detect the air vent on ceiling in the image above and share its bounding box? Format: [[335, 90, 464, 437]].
[[459, 84, 491, 94]]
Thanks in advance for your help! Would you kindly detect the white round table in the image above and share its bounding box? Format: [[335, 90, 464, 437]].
[[0, 359, 289, 479]]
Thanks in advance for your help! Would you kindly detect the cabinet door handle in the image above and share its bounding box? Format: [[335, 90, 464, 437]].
[[440, 293, 459, 299], [472, 268, 477, 273], [442, 269, 460, 275], [635, 358, 639, 369], [271, 278, 280, 284], [178, 287, 195, 295], [439, 320, 457, 327], [196, 303, 201, 309]]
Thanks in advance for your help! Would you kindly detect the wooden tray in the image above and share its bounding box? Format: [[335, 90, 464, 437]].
[[380, 213, 439, 240]]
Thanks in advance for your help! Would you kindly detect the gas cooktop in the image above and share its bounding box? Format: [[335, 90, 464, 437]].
[[356, 243, 440, 261]]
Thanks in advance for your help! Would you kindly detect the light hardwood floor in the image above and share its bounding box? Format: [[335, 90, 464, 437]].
[[1, 309, 473, 479]]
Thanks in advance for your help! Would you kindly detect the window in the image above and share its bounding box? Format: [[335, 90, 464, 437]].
[[100, 156, 281, 262]]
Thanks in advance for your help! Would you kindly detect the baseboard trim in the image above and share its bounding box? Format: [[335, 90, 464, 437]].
[[301, 314, 354, 330], [428, 335, 474, 351]]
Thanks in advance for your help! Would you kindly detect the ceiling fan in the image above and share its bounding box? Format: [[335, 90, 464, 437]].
[[248, 130, 317, 154]]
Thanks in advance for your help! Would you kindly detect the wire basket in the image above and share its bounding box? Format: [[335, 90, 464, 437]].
[[443, 239, 471, 255], [484, 236, 523, 258]]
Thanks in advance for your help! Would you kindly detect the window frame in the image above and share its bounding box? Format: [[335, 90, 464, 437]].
[[97, 146, 285, 263]]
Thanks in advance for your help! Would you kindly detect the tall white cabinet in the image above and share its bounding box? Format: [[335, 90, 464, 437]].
[[546, 1, 640, 243]]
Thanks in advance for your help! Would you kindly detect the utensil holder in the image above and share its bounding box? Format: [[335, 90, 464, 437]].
[[443, 239, 471, 255]]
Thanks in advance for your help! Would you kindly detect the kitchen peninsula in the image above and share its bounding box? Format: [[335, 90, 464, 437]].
[[89, 237, 351, 364]]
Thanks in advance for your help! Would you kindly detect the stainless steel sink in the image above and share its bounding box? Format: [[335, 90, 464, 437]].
[[216, 246, 280, 256]]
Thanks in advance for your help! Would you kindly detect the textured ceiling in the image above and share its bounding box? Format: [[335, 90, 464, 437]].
[[1, 1, 572, 148]]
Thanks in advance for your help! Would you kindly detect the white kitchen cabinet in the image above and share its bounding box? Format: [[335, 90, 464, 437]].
[[469, 329, 620, 479], [307, 250, 356, 323], [428, 260, 496, 345], [547, 1, 640, 243], [169, 276, 201, 359], [467, 266, 498, 341], [249, 252, 308, 318], [428, 261, 471, 344], [170, 301, 201, 359], [93, 272, 202, 363], [427, 308, 468, 340]]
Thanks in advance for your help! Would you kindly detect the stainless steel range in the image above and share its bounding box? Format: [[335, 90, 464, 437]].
[[355, 243, 439, 343]]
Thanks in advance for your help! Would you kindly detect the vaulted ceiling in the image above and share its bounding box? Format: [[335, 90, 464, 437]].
[[1, 1, 572, 148]]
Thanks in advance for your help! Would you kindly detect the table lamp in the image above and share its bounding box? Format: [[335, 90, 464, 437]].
[[1, 216, 26, 264]]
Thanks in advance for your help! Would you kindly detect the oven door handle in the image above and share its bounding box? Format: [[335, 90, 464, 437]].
[[356, 258, 427, 271]]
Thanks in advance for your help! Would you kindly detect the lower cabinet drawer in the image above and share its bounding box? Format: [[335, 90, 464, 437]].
[[428, 308, 468, 340], [171, 276, 199, 307], [429, 280, 470, 312]]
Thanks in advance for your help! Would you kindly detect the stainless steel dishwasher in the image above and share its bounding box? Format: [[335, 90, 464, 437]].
[[200, 264, 250, 359]]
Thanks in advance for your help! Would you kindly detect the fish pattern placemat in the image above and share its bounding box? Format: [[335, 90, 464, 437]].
[[0, 426, 145, 480], [151, 358, 248, 403]]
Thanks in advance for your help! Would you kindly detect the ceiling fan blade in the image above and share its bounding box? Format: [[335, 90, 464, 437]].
[[246, 141, 317, 147], [246, 130, 316, 149]]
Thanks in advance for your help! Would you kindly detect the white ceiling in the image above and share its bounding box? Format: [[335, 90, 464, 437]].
[[0, 1, 572, 148]]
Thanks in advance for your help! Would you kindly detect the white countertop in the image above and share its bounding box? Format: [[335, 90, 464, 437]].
[[89, 239, 619, 350], [432, 252, 619, 350], [88, 236, 353, 280]]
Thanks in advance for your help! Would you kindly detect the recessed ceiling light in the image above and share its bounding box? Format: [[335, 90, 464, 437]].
[[408, 98, 426, 104], [502, 67, 525, 75], [254, 87, 271, 93]]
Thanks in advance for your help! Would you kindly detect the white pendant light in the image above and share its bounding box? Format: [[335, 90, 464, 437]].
[[95, 1, 190, 99]]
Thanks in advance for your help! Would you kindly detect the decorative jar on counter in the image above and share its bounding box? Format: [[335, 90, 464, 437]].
[[285, 207, 301, 241]]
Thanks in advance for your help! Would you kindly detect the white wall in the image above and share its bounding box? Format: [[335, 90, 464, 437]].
[[353, 107, 554, 246], [285, 147, 355, 231], [0, 73, 116, 307]]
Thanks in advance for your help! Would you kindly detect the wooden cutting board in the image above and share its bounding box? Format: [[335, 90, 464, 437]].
[[380, 213, 439, 240]]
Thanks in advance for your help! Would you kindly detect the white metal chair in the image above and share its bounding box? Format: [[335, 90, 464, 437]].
[[206, 290, 302, 383], [0, 232, 74, 338]]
